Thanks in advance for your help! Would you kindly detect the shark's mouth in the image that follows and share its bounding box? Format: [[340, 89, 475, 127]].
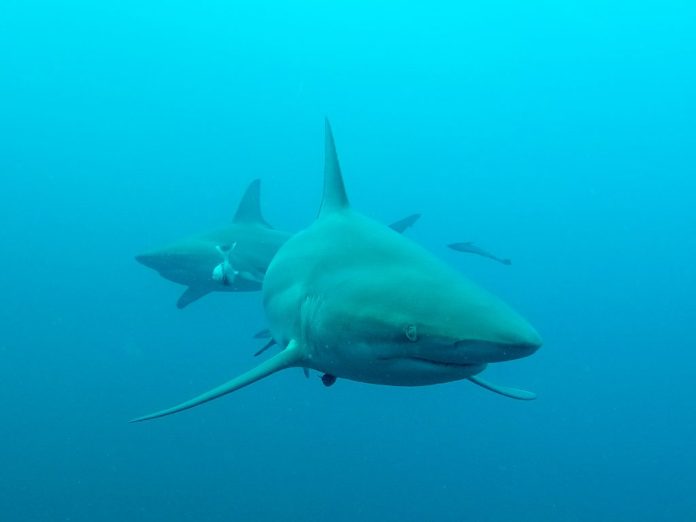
[[379, 356, 482, 370], [407, 357, 478, 369]]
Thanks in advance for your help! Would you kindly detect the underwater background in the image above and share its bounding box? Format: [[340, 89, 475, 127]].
[[2, 1, 695, 520]]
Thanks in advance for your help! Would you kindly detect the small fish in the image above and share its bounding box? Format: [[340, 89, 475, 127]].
[[448, 242, 511, 265]]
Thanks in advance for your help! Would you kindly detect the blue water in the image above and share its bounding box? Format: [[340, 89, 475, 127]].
[[2, 1, 695, 520]]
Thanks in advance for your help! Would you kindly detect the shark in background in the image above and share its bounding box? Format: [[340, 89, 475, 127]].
[[131, 120, 541, 423], [135, 180, 288, 309]]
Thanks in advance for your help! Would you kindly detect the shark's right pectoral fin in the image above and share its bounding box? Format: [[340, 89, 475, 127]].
[[130, 340, 304, 423], [176, 287, 212, 309], [468, 375, 536, 400]]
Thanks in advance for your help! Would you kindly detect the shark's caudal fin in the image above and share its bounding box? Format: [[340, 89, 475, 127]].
[[468, 375, 536, 400], [130, 341, 304, 422], [176, 287, 211, 309], [318, 119, 349, 217], [233, 179, 271, 227], [388, 213, 421, 234]]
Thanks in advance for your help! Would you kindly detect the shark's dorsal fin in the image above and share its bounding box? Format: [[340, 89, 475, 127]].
[[233, 179, 271, 227], [319, 119, 349, 217]]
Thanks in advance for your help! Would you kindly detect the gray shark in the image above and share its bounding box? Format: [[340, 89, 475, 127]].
[[131, 121, 542, 423], [135, 180, 284, 308], [136, 180, 421, 309]]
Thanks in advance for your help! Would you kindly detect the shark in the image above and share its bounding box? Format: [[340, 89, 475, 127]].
[[131, 120, 542, 423], [135, 180, 284, 308], [136, 179, 421, 309]]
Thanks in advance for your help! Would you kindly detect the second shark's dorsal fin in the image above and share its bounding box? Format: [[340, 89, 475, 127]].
[[319, 119, 349, 218], [233, 179, 271, 227]]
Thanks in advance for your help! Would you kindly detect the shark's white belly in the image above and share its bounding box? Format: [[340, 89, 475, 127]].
[[304, 340, 485, 386]]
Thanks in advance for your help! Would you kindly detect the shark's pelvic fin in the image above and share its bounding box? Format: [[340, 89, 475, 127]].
[[233, 179, 271, 227], [130, 341, 304, 423], [319, 119, 349, 217], [388, 213, 421, 234], [253, 338, 277, 357], [176, 287, 212, 309], [467, 375, 536, 400], [253, 328, 272, 339]]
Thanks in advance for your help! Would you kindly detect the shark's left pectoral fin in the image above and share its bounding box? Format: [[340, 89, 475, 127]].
[[176, 287, 211, 309], [468, 375, 536, 400], [130, 341, 304, 423]]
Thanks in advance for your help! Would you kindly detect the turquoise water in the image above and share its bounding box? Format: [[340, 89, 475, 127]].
[[1, 1, 695, 520]]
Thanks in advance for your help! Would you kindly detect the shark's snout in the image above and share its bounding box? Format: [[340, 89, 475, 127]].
[[135, 254, 148, 264], [135, 251, 181, 274], [454, 322, 542, 364], [501, 319, 543, 353], [135, 253, 165, 270]]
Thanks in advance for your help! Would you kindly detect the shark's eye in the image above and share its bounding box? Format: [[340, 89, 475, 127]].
[[404, 324, 418, 342]]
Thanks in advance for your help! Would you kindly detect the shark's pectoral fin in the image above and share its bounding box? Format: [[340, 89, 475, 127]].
[[467, 375, 536, 400], [176, 287, 212, 309], [130, 340, 304, 423], [302, 367, 310, 379]]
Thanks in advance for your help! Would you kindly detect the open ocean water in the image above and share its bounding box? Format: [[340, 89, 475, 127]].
[[1, 1, 695, 521]]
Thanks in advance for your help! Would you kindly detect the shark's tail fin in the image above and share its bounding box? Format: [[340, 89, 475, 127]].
[[130, 341, 303, 422]]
